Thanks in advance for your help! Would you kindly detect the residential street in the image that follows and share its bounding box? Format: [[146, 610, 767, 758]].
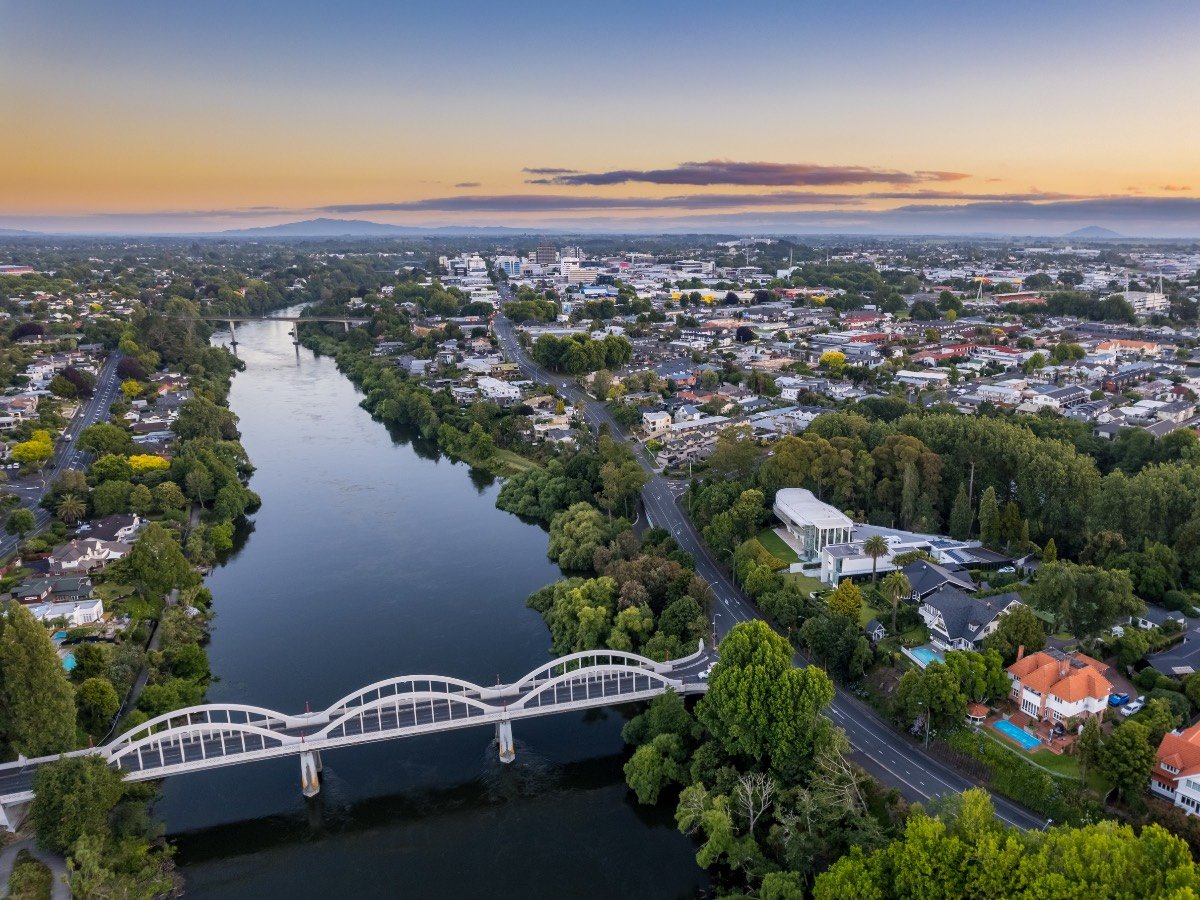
[[0, 352, 123, 561], [494, 314, 1045, 830]]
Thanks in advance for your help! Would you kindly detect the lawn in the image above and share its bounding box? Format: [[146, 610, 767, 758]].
[[980, 727, 1109, 794], [782, 571, 825, 597], [756, 528, 799, 564], [490, 448, 542, 475]]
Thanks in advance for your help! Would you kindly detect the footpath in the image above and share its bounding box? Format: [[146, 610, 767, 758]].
[[0, 837, 70, 899]]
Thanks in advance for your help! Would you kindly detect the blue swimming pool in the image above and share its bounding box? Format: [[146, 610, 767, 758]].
[[52, 631, 67, 640], [911, 647, 945, 667], [62, 652, 76, 672], [993, 718, 1040, 750]]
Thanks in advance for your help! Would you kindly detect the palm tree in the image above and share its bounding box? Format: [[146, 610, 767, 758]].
[[882, 570, 911, 635], [56, 493, 86, 525], [862, 534, 889, 583]]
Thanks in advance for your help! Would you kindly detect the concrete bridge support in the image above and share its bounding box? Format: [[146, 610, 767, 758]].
[[342, 320, 350, 333], [0, 799, 28, 833], [300, 750, 322, 797], [496, 721, 515, 763], [227, 320, 238, 350]]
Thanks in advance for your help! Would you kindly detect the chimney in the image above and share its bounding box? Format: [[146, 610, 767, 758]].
[[1016, 645, 1025, 661]]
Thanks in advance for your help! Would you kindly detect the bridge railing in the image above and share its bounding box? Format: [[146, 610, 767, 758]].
[[510, 664, 685, 711], [492, 649, 670, 698], [318, 675, 490, 724], [105, 703, 310, 757]]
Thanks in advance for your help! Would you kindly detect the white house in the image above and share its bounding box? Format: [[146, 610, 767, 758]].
[[918, 586, 1023, 651], [29, 597, 104, 626], [476, 376, 521, 407], [773, 488, 853, 562], [642, 411, 672, 435], [1153, 721, 1200, 814]]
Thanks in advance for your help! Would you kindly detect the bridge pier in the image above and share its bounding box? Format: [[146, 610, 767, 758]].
[[342, 320, 350, 333], [496, 721, 515, 763], [300, 750, 322, 797], [227, 320, 238, 351], [0, 798, 27, 833]]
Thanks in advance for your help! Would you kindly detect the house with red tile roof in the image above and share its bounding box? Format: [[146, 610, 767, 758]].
[[1007, 648, 1112, 725], [1153, 722, 1200, 814]]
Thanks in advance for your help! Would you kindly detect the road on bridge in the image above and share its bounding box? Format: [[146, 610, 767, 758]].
[[492, 310, 1044, 831]]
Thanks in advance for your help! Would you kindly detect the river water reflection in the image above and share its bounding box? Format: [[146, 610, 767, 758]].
[[159, 316, 705, 898]]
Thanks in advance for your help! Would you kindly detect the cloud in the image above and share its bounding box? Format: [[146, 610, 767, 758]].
[[525, 160, 970, 187], [1162, 184, 1192, 192], [315, 189, 1087, 214], [454, 181, 481, 188]]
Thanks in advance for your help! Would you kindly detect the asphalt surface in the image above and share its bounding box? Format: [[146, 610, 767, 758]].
[[0, 352, 123, 561], [493, 313, 1046, 830]]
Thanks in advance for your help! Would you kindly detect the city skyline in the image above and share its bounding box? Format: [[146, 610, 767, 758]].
[[3, 0, 1199, 235]]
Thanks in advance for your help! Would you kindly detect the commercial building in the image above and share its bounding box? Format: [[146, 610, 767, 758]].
[[772, 488, 853, 561]]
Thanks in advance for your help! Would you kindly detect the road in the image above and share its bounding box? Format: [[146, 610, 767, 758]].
[[0, 353, 123, 561], [493, 313, 1045, 830]]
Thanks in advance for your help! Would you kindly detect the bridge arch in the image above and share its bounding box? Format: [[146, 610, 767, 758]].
[[315, 690, 497, 740], [510, 664, 682, 711], [107, 721, 298, 773], [108, 703, 299, 753], [319, 675, 490, 722], [502, 649, 667, 696]]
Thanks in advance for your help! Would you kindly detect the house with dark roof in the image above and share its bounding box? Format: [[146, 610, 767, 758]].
[[903, 559, 976, 602], [865, 619, 886, 642], [918, 586, 1024, 652]]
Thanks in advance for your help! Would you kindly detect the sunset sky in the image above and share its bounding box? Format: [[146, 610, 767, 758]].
[[2, 0, 1199, 235]]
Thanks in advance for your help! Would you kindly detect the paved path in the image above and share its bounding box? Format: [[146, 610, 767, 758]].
[[494, 313, 1046, 831], [0, 837, 70, 899]]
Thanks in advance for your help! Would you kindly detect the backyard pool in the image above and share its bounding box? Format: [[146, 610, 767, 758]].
[[52, 631, 67, 640], [910, 647, 945, 667], [993, 717, 1040, 751], [62, 652, 76, 672]]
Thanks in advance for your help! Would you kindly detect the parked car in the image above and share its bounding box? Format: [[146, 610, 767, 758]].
[[1120, 695, 1147, 716], [1108, 692, 1130, 707]]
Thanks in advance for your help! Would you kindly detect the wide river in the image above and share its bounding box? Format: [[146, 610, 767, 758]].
[[156, 315, 706, 898]]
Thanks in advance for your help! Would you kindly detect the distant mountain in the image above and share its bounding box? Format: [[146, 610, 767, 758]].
[[220, 217, 537, 237], [0, 227, 40, 236], [1064, 225, 1123, 239]]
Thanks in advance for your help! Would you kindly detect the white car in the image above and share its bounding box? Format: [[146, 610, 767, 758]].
[[1121, 696, 1147, 716]]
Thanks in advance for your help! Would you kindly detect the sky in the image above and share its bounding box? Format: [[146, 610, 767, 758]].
[[2, 0, 1199, 235]]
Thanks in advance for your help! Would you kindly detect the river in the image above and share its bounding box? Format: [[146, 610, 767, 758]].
[[156, 315, 706, 898]]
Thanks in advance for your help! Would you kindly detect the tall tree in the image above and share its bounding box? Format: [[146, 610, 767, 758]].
[[0, 602, 76, 756], [118, 522, 198, 600], [862, 534, 889, 583], [978, 486, 1000, 548], [948, 483, 973, 540], [881, 570, 911, 634]]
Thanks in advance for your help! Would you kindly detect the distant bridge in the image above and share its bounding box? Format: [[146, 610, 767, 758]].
[[168, 315, 371, 347], [0, 645, 713, 830]]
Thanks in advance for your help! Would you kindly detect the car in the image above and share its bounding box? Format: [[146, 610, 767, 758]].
[[1108, 692, 1130, 707], [1121, 695, 1147, 716], [997, 566, 1016, 574]]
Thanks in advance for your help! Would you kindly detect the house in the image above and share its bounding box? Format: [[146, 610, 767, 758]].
[[773, 488, 853, 561], [1113, 604, 1189, 636], [642, 411, 672, 435], [476, 376, 521, 407], [903, 559, 976, 601], [28, 597, 104, 627], [47, 538, 132, 575], [1153, 722, 1200, 814], [12, 575, 94, 605], [918, 586, 1023, 651], [1007, 648, 1112, 725], [673, 404, 702, 424], [865, 619, 886, 642], [89, 514, 141, 543]]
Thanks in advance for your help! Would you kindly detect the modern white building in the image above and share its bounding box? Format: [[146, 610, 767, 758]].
[[476, 376, 521, 407], [772, 488, 853, 561], [642, 411, 671, 435], [29, 598, 104, 626]]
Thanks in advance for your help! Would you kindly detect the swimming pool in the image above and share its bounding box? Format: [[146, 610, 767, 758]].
[[62, 652, 76, 672], [910, 647, 945, 667], [52, 631, 67, 640], [993, 718, 1040, 750]]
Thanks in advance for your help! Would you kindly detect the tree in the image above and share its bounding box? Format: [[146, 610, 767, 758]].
[[75, 676, 119, 736], [30, 756, 123, 854], [698, 621, 834, 780], [547, 503, 614, 572], [4, 507, 35, 539], [978, 486, 1000, 548], [862, 534, 889, 582], [55, 492, 87, 524], [78, 422, 133, 456], [153, 480, 187, 512], [819, 350, 846, 375], [119, 522, 198, 600], [128, 483, 154, 517], [707, 424, 760, 482], [1099, 720, 1157, 807], [881, 570, 911, 634], [1028, 561, 1141, 637], [943, 649, 1009, 703], [10, 431, 53, 469], [827, 579, 864, 619], [948, 483, 972, 540], [1042, 537, 1057, 563], [982, 604, 1046, 663], [1076, 716, 1102, 782], [87, 453, 133, 484], [1114, 628, 1151, 668], [623, 733, 687, 804], [0, 602, 76, 756], [893, 662, 967, 739]]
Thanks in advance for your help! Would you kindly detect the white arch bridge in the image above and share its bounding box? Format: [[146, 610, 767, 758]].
[[0, 645, 713, 831]]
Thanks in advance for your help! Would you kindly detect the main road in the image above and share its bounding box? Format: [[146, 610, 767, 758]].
[[0, 352, 123, 560], [493, 313, 1044, 830]]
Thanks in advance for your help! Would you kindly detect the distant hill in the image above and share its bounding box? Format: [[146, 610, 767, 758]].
[[1064, 225, 1123, 239], [221, 217, 536, 237]]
